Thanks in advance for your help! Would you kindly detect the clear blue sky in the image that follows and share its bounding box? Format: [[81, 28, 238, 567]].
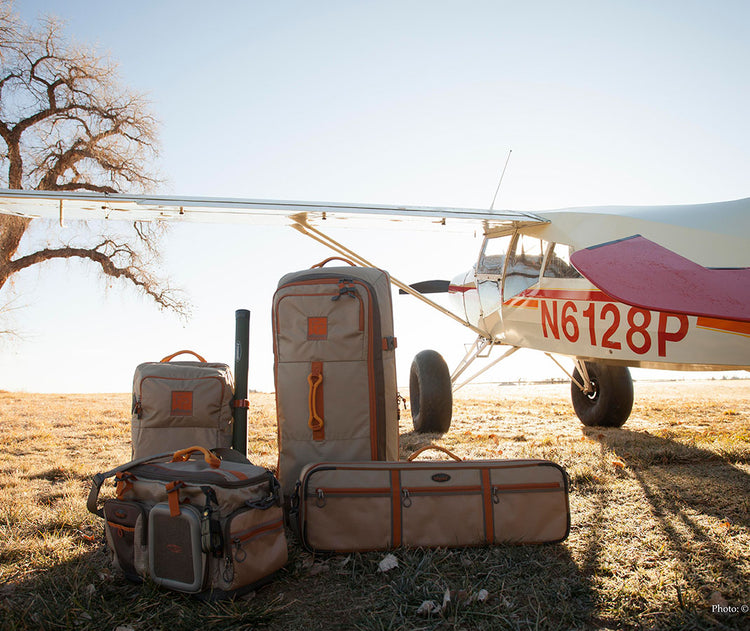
[[2, 0, 749, 392]]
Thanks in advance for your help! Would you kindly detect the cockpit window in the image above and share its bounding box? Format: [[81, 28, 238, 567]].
[[543, 243, 583, 279], [477, 235, 512, 274], [504, 235, 546, 298]]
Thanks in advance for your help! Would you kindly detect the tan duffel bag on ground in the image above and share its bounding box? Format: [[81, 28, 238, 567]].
[[291, 446, 570, 552], [131, 350, 234, 459], [88, 446, 287, 599], [273, 258, 400, 498]]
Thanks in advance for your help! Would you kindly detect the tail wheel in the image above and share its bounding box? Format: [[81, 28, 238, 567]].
[[409, 350, 453, 433], [570, 361, 633, 428]]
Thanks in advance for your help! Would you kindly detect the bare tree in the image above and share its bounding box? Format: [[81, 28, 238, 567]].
[[0, 2, 187, 317]]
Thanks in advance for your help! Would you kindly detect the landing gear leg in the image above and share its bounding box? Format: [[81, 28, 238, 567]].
[[410, 338, 520, 434]]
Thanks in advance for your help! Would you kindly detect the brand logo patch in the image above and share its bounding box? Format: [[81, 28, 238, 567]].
[[171, 391, 193, 416], [166, 543, 183, 554], [432, 473, 451, 483], [308, 317, 328, 340]]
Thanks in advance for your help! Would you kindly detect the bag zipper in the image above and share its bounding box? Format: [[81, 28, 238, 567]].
[[222, 508, 284, 575], [125, 463, 272, 489], [274, 286, 365, 334], [135, 375, 228, 419], [311, 486, 391, 508], [490, 481, 563, 503], [400, 485, 483, 507]]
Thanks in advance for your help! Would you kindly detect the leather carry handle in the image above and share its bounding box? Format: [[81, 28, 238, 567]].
[[307, 365, 324, 437], [311, 256, 356, 268], [307, 373, 324, 431], [407, 445, 463, 462], [160, 349, 207, 363], [171, 446, 221, 469]]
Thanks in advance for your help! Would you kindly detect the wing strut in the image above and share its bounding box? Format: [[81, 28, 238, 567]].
[[290, 214, 486, 336]]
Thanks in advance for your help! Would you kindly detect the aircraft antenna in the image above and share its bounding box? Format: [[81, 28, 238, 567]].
[[489, 149, 513, 211]]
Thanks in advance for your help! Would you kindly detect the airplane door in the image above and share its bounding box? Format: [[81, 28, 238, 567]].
[[503, 234, 546, 299], [475, 234, 513, 337]]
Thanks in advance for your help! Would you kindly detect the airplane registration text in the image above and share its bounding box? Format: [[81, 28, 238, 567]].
[[540, 300, 689, 356]]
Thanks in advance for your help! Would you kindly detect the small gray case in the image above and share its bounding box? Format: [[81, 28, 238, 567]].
[[148, 503, 206, 592]]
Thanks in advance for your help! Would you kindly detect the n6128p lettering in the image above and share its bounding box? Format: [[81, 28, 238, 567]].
[[540, 300, 689, 356]]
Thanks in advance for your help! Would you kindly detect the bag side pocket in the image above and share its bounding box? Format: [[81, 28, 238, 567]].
[[216, 505, 287, 592], [103, 499, 149, 581]]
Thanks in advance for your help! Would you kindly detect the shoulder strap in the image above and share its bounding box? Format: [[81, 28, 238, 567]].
[[86, 451, 175, 518]]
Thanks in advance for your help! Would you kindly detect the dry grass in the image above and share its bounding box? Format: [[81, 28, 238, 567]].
[[1, 380, 749, 630]]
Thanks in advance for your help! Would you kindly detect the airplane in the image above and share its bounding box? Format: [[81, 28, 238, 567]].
[[1, 188, 748, 432]]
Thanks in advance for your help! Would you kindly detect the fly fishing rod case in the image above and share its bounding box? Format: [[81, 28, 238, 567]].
[[88, 446, 287, 599], [131, 350, 234, 459], [291, 446, 570, 553], [272, 258, 399, 497]]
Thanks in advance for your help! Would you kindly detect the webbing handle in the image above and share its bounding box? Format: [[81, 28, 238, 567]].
[[407, 445, 463, 462], [160, 349, 207, 363], [311, 256, 356, 268], [171, 446, 221, 469]]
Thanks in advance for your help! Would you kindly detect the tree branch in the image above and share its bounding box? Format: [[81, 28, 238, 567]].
[[0, 3, 180, 321], [9, 241, 189, 317]]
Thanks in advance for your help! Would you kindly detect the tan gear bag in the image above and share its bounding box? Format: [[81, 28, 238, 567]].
[[292, 446, 570, 552], [131, 350, 234, 459], [88, 446, 287, 599]]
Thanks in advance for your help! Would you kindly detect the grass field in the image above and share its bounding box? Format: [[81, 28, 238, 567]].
[[1, 380, 749, 630]]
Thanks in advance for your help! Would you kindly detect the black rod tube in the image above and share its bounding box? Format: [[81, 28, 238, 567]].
[[232, 309, 250, 456]]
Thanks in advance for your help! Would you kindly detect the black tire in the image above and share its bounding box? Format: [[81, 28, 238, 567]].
[[409, 350, 453, 433], [570, 362, 633, 428]]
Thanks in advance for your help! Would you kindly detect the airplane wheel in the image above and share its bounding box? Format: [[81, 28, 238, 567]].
[[410, 350, 453, 433], [570, 362, 633, 428]]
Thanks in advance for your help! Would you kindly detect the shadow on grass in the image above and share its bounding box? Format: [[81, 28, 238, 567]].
[[0, 546, 282, 631], [586, 427, 750, 629], [266, 534, 596, 631], [2, 536, 595, 631], [587, 428, 750, 529]]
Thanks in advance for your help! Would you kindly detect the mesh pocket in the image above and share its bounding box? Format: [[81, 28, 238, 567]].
[[148, 503, 207, 593]]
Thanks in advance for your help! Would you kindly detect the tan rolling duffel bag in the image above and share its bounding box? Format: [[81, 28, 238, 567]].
[[273, 258, 399, 497], [87, 446, 287, 599], [131, 350, 234, 459], [292, 446, 570, 552]]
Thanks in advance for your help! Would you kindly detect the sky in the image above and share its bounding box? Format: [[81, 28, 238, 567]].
[[1, 0, 749, 393]]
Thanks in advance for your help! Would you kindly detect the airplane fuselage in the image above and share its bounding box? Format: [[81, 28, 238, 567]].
[[450, 240, 750, 372]]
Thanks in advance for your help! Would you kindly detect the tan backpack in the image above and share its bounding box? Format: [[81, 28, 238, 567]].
[[131, 350, 234, 459], [272, 258, 399, 497]]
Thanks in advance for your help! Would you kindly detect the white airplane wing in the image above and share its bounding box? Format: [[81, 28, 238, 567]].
[[531, 197, 750, 269], [0, 188, 546, 232]]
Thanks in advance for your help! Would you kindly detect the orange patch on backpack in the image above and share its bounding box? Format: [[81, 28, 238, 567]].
[[307, 317, 328, 340], [171, 391, 193, 416]]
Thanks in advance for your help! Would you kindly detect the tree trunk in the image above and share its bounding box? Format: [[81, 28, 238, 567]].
[[6, 134, 23, 189], [0, 214, 32, 291]]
